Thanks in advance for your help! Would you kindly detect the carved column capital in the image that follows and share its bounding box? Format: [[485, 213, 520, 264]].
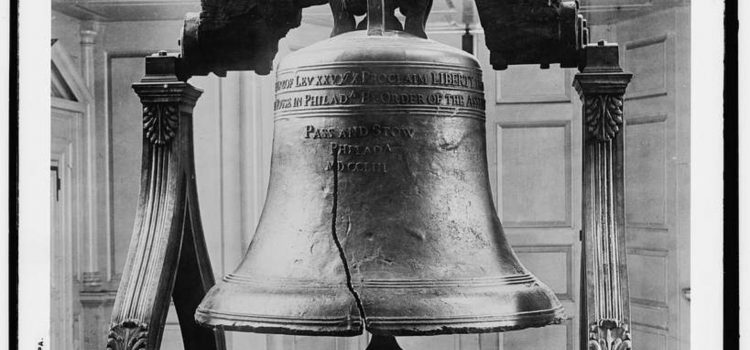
[[142, 103, 179, 145], [132, 52, 202, 147], [573, 42, 632, 143]]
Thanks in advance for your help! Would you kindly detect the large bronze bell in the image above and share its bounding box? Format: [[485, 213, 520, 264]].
[[195, 0, 564, 337]]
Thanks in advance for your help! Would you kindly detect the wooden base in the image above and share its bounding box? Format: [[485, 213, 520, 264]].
[[106, 52, 225, 350]]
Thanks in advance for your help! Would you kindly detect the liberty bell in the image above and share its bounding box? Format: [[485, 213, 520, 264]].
[[195, 0, 565, 337]]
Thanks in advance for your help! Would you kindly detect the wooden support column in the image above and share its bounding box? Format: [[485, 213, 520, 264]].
[[106, 51, 225, 350], [574, 41, 633, 350]]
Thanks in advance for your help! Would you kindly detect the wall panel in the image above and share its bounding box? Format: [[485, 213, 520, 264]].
[[616, 7, 690, 350], [624, 116, 668, 228], [108, 55, 144, 278], [496, 122, 571, 228], [632, 325, 669, 350], [624, 35, 669, 99], [503, 320, 572, 350], [514, 245, 574, 300], [628, 248, 669, 304], [496, 65, 570, 104]]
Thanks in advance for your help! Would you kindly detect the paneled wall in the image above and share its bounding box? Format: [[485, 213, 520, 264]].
[[618, 7, 691, 350], [51, 3, 689, 349], [479, 36, 582, 349]]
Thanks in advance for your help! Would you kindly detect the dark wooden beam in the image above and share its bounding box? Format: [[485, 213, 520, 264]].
[[474, 0, 586, 70]]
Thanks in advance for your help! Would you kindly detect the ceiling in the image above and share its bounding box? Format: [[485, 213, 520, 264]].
[[51, 0, 472, 29], [52, 0, 688, 27], [578, 0, 687, 24]]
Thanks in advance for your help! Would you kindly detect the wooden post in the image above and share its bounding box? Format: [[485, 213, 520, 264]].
[[573, 41, 633, 350], [106, 51, 225, 350]]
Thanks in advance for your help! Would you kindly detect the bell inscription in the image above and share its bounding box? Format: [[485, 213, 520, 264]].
[[274, 69, 484, 91], [286, 63, 485, 178], [273, 66, 486, 113], [304, 123, 416, 174]]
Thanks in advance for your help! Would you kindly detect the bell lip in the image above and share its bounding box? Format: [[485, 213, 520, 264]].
[[196, 274, 566, 336], [364, 306, 567, 336], [194, 276, 363, 336], [194, 306, 566, 337], [194, 309, 364, 337]]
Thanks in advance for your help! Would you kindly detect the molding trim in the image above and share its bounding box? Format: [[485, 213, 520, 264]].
[[52, 41, 94, 103], [623, 114, 669, 229], [513, 244, 575, 301], [623, 34, 670, 100], [495, 67, 572, 104], [495, 120, 573, 228]]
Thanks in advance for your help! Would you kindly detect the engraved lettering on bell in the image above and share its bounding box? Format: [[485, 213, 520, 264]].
[[330, 143, 393, 156], [274, 69, 483, 93], [196, 28, 565, 337], [325, 161, 389, 173], [304, 125, 415, 139], [275, 90, 486, 112]]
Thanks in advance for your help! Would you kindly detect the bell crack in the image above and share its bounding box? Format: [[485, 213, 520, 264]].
[[330, 151, 368, 328]]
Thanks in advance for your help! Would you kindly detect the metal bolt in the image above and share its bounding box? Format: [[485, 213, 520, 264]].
[[597, 40, 606, 46]]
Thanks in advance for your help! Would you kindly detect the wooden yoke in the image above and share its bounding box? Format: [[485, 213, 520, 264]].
[[574, 42, 633, 350], [106, 51, 225, 350]]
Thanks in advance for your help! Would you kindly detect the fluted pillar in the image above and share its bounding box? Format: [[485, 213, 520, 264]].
[[80, 21, 103, 287], [574, 41, 633, 350]]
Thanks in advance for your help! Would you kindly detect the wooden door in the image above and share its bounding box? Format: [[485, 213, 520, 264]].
[[475, 34, 582, 350], [51, 164, 66, 350], [51, 105, 85, 350], [615, 7, 690, 350]]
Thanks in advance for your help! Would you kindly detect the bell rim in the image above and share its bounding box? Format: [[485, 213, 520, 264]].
[[363, 304, 567, 336], [195, 308, 364, 337], [194, 305, 566, 337], [222, 272, 540, 288]]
